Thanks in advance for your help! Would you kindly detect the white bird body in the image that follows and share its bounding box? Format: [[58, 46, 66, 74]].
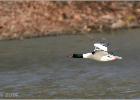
[[72, 42, 122, 62], [83, 51, 122, 62]]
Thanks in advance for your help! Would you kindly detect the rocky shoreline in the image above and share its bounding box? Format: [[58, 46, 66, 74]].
[[0, 1, 140, 40]]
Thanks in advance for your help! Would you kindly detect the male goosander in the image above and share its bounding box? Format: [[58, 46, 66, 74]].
[[72, 42, 122, 62]]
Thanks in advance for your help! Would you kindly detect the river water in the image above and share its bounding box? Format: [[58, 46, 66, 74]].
[[0, 29, 140, 99]]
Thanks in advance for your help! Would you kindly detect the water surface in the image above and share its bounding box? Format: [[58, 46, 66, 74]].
[[0, 29, 140, 99]]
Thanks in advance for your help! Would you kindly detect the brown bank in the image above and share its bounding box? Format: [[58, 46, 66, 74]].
[[0, 1, 140, 40]]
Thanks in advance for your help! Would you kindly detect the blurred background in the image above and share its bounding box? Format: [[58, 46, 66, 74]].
[[0, 1, 140, 40]]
